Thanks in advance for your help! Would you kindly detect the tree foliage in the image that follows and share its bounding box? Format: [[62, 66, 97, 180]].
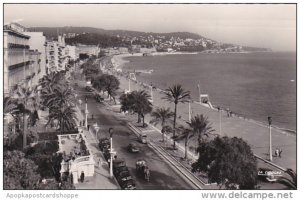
[[175, 114, 214, 159], [162, 84, 190, 148], [4, 150, 40, 189], [93, 74, 120, 103], [277, 169, 297, 189], [192, 136, 258, 189], [150, 107, 174, 142], [120, 90, 153, 127]]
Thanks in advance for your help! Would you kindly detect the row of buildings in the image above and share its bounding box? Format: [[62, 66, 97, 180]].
[[3, 22, 100, 97]]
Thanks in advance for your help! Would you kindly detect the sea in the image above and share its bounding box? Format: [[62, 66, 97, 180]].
[[122, 52, 296, 132]]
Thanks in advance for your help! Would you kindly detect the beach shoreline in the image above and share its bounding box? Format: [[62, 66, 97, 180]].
[[111, 53, 296, 135], [99, 54, 296, 170]]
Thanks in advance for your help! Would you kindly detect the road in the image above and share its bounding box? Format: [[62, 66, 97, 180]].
[[74, 81, 193, 189]]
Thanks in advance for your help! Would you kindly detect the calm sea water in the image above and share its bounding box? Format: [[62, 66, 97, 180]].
[[123, 52, 296, 131]]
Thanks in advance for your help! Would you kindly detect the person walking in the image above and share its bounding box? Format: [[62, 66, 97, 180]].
[[98, 158, 102, 168], [279, 149, 283, 158], [275, 148, 279, 157], [80, 171, 85, 183], [87, 124, 90, 131]]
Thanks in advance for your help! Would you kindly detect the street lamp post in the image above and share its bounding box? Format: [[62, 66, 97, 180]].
[[197, 83, 201, 103], [128, 78, 131, 93], [109, 128, 115, 177], [150, 84, 153, 103], [85, 97, 88, 128], [268, 116, 272, 161], [219, 109, 222, 135], [188, 101, 191, 122], [94, 123, 100, 141]]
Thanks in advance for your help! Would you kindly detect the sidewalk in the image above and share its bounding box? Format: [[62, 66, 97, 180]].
[[74, 106, 119, 189], [115, 72, 296, 171]]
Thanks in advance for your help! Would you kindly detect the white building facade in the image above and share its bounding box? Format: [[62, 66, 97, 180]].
[[45, 36, 69, 73], [4, 23, 42, 96]]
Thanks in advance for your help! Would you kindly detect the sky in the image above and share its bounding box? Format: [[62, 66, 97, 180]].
[[3, 3, 296, 51]]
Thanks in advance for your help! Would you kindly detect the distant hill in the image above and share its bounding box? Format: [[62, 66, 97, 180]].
[[28, 26, 206, 40], [28, 26, 270, 52]]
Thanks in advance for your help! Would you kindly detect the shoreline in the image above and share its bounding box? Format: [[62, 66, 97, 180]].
[[111, 53, 296, 135]]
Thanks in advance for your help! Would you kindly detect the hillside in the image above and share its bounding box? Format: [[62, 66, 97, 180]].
[[28, 26, 270, 52]]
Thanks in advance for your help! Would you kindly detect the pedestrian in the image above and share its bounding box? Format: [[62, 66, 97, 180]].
[[79, 121, 82, 127], [83, 120, 85, 127], [98, 158, 102, 168], [275, 148, 279, 157], [80, 171, 85, 183], [226, 108, 230, 117], [217, 107, 220, 112], [279, 149, 283, 158], [87, 124, 90, 131]]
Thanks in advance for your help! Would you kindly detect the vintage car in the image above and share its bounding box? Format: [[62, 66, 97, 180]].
[[138, 134, 147, 144], [114, 166, 129, 177], [127, 143, 139, 153], [119, 178, 136, 190], [112, 159, 127, 172], [116, 170, 132, 183]]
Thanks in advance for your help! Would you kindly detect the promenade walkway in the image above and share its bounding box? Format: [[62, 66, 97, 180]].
[[74, 106, 119, 189], [115, 72, 296, 171]]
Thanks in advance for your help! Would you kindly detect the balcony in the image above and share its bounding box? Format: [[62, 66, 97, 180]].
[[8, 43, 30, 49]]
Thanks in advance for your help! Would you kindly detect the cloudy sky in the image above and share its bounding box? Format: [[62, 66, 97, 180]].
[[4, 4, 296, 51]]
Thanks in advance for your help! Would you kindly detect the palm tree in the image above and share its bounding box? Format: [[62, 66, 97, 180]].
[[150, 107, 174, 142], [13, 86, 37, 149], [175, 126, 193, 160], [45, 85, 74, 111], [131, 90, 153, 127], [39, 71, 65, 93], [162, 84, 190, 149], [277, 169, 297, 189], [120, 90, 152, 127], [175, 114, 215, 159], [47, 105, 78, 132], [188, 114, 215, 145], [4, 97, 19, 146]]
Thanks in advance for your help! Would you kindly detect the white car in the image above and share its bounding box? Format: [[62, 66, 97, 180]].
[[138, 134, 147, 144]]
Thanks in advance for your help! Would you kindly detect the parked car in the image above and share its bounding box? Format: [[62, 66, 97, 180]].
[[116, 170, 132, 183], [119, 178, 136, 190], [99, 138, 110, 151], [114, 166, 129, 177], [112, 159, 126, 173], [258, 168, 279, 183], [138, 134, 147, 144], [127, 143, 139, 153], [86, 86, 93, 92]]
